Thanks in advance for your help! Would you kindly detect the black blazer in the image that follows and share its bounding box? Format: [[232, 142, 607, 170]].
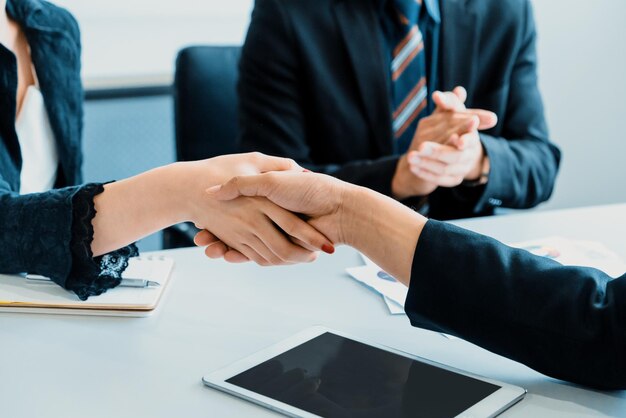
[[0, 0, 137, 300], [239, 0, 562, 220], [408, 220, 626, 390], [0, 0, 85, 284]]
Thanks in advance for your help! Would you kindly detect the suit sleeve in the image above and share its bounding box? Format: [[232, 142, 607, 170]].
[[477, 1, 560, 212], [431, 0, 561, 218], [405, 220, 626, 390], [238, 0, 400, 196]]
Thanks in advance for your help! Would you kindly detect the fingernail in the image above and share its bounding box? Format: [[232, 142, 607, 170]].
[[322, 244, 335, 254], [408, 155, 420, 164], [303, 169, 312, 173], [420, 146, 433, 156], [205, 185, 221, 194]]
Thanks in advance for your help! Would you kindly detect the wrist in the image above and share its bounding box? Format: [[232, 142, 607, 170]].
[[391, 155, 414, 200], [465, 146, 490, 183], [338, 185, 372, 247], [392, 155, 437, 199], [338, 184, 427, 285], [157, 162, 203, 224]]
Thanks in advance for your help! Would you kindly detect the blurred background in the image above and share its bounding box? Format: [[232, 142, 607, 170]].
[[53, 0, 626, 250]]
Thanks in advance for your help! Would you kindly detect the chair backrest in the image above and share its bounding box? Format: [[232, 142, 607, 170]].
[[174, 46, 241, 161]]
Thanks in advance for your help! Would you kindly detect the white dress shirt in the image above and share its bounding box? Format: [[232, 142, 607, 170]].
[[15, 84, 59, 194]]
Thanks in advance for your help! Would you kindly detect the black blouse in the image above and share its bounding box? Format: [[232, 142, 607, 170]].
[[0, 0, 136, 300]]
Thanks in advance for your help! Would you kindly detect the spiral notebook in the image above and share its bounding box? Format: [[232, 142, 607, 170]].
[[0, 256, 174, 317]]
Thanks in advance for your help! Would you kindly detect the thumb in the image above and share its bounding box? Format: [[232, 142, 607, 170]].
[[206, 173, 276, 201], [467, 109, 498, 130]]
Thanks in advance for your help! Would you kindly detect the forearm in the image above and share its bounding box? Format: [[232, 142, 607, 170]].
[[91, 163, 190, 256], [341, 185, 426, 284]]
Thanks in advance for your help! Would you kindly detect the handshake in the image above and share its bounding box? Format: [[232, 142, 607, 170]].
[[186, 152, 347, 266], [94, 86, 495, 272], [184, 87, 495, 268]]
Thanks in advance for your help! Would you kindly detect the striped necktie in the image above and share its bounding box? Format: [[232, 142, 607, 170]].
[[391, 0, 428, 154]]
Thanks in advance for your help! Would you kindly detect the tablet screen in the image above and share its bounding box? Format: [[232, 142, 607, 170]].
[[227, 332, 500, 417]]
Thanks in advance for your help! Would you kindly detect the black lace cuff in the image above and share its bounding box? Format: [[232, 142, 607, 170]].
[[66, 183, 138, 300]]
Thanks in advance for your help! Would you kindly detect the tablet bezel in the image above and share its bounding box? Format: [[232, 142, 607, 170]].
[[203, 326, 526, 418]]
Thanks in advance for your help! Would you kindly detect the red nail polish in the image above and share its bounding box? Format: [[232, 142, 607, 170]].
[[322, 244, 335, 254]]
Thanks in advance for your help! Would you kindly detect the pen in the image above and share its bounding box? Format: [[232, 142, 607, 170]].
[[25, 274, 160, 288]]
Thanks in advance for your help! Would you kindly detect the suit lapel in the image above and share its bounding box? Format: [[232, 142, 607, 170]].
[[333, 0, 393, 155], [439, 0, 479, 101]]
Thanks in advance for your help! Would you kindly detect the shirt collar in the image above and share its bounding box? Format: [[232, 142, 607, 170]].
[[378, 0, 441, 24], [423, 0, 441, 24]]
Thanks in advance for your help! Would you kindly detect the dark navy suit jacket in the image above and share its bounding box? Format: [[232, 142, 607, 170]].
[[408, 221, 626, 390], [239, 0, 562, 220]]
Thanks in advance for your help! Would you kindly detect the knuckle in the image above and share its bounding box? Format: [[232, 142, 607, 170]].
[[265, 171, 279, 182], [250, 151, 263, 160], [228, 176, 240, 187]]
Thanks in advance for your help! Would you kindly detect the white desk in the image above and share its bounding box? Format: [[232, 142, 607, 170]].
[[1, 204, 624, 417]]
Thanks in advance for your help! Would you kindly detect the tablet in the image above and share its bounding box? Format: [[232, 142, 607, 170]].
[[203, 327, 526, 417]]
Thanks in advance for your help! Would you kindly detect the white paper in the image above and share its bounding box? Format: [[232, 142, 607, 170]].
[[345, 265, 408, 308], [348, 237, 626, 317], [510, 237, 626, 278], [383, 296, 405, 315]]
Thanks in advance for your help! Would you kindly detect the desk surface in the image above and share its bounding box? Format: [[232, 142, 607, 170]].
[[1, 204, 624, 417]]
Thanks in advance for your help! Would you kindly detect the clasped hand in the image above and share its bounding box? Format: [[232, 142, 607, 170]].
[[182, 152, 334, 266], [392, 86, 497, 199]]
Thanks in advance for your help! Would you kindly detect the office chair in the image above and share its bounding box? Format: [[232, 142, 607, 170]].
[[163, 46, 242, 249]]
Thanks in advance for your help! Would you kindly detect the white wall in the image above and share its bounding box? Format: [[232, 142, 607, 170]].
[[56, 0, 626, 210], [53, 0, 254, 85], [533, 0, 626, 210]]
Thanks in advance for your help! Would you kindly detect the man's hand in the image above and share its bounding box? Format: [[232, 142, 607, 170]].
[[408, 132, 487, 188], [391, 154, 439, 200], [392, 87, 494, 197]]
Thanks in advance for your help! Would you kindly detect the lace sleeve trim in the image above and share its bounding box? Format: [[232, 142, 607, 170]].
[[65, 183, 138, 300]]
